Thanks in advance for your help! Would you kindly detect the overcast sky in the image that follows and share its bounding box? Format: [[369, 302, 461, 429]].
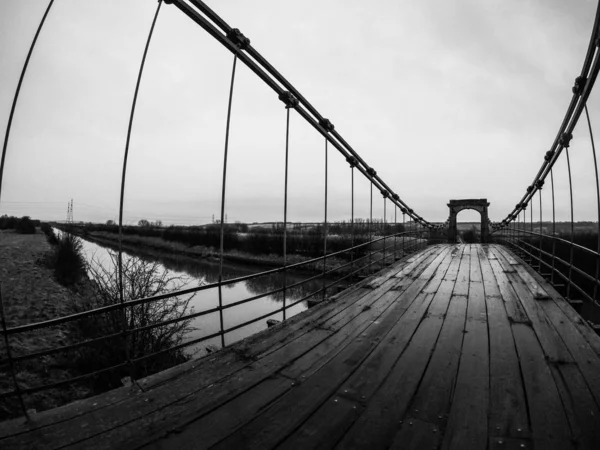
[[1, 0, 599, 226]]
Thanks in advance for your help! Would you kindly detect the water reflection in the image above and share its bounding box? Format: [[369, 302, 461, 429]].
[[63, 231, 336, 357]]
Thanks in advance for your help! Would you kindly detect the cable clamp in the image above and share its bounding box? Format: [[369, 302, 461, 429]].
[[526, 185, 534, 194], [392, 193, 399, 201], [278, 91, 299, 109], [381, 190, 389, 198], [536, 180, 544, 189], [227, 28, 250, 49], [346, 156, 357, 167], [544, 150, 554, 162], [319, 118, 335, 133], [572, 76, 587, 95], [366, 167, 376, 177], [559, 132, 573, 148]]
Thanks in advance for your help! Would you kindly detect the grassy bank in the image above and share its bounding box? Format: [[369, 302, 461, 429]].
[[0, 230, 92, 420], [66, 228, 420, 277]]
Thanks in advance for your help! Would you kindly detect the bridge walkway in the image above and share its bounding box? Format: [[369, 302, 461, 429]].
[[1, 244, 600, 449]]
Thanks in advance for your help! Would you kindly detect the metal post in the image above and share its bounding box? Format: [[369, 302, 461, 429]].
[[551, 168, 556, 284], [383, 196, 387, 266], [217, 54, 238, 347], [565, 147, 575, 300], [585, 105, 600, 302], [403, 212, 406, 256], [350, 163, 355, 278], [322, 139, 328, 300], [369, 181, 373, 273], [118, 0, 162, 379], [394, 204, 397, 261], [283, 108, 291, 320], [538, 189, 543, 270]]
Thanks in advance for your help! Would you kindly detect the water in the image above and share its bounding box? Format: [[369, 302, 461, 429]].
[[59, 230, 336, 357]]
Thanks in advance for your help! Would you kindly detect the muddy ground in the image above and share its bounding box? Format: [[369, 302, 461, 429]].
[[0, 230, 90, 421]]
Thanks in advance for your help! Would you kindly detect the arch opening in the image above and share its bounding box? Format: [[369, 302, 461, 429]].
[[447, 199, 490, 243]]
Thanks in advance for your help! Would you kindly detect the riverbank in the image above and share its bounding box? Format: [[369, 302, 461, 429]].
[[68, 229, 384, 276], [0, 230, 91, 420]]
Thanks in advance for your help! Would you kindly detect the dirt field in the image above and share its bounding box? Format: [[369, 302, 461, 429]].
[[0, 230, 90, 421]]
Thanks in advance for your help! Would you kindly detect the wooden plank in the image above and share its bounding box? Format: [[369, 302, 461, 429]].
[[477, 245, 501, 297], [550, 364, 600, 450], [452, 245, 470, 296], [422, 245, 459, 294], [280, 281, 413, 380], [369, 246, 440, 287], [338, 248, 459, 404], [552, 298, 600, 357], [209, 259, 449, 449], [403, 294, 467, 428], [0, 258, 393, 440], [503, 251, 519, 265], [71, 250, 450, 450], [535, 298, 600, 409], [510, 255, 600, 388], [390, 246, 440, 280], [511, 258, 550, 300], [333, 304, 450, 448], [487, 257, 529, 324], [141, 375, 295, 450], [485, 295, 530, 438], [441, 282, 489, 450], [212, 247, 456, 450], [9, 250, 449, 447], [491, 247, 573, 364], [443, 245, 465, 282], [511, 324, 574, 450], [275, 395, 363, 450], [105, 250, 446, 445], [281, 247, 452, 381], [388, 418, 442, 450], [469, 245, 482, 283]]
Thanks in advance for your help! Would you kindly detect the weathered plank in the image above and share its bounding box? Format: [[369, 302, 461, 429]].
[[477, 245, 501, 297], [452, 245, 470, 296], [406, 293, 466, 430], [441, 281, 489, 450], [487, 257, 529, 324], [369, 245, 440, 287], [0, 256, 394, 440], [388, 418, 442, 450], [550, 364, 600, 450], [275, 395, 363, 450], [281, 247, 452, 381], [485, 295, 530, 438], [469, 244, 482, 283], [333, 307, 449, 448], [210, 265, 448, 449], [508, 254, 600, 410], [491, 247, 573, 364], [511, 323, 573, 450], [5, 244, 599, 450]]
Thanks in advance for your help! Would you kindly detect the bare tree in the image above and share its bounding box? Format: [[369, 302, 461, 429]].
[[74, 251, 197, 390]]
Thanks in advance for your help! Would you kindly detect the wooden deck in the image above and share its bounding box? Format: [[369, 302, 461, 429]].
[[2, 244, 600, 449]]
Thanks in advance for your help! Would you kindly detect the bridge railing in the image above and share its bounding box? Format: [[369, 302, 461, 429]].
[[0, 229, 434, 416], [492, 4, 600, 326], [0, 0, 443, 419]]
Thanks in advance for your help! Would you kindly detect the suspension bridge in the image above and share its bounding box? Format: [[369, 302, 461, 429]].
[[1, 0, 600, 449]]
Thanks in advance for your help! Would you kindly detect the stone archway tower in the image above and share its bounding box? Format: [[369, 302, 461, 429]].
[[447, 199, 490, 243]]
